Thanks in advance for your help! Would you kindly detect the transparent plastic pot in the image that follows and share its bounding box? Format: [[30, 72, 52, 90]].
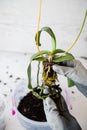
[[0, 94, 6, 130], [13, 82, 52, 130]]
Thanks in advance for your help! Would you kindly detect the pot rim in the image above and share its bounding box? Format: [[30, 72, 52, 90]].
[[16, 107, 48, 126]]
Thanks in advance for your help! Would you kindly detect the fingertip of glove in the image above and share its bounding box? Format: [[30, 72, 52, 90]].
[[44, 97, 56, 108], [44, 97, 52, 105], [43, 97, 52, 112], [52, 64, 58, 71]]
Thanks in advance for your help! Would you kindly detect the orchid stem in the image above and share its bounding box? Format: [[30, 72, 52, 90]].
[[36, 0, 43, 57], [61, 10, 87, 56]]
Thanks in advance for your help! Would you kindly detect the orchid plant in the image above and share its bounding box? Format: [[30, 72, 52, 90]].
[[27, 10, 87, 100], [12, 10, 87, 116]]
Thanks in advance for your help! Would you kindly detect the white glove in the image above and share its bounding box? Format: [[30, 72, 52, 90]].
[[43, 96, 82, 130], [52, 60, 87, 96]]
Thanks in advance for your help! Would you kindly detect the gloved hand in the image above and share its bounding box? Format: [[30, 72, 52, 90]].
[[52, 59, 87, 97], [43, 96, 82, 130]]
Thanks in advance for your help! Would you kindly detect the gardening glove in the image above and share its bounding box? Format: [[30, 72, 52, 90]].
[[43, 96, 82, 130], [52, 59, 87, 97]]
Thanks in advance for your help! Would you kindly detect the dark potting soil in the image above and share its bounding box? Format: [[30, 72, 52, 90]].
[[18, 91, 47, 122]]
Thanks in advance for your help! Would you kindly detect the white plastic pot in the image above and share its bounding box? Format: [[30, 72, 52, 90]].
[[13, 82, 52, 130], [0, 94, 6, 130]]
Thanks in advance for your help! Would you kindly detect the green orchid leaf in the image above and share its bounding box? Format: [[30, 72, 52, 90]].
[[51, 49, 65, 55], [27, 63, 32, 89], [35, 26, 56, 51], [30, 50, 51, 61], [27, 50, 51, 90], [33, 56, 45, 62], [53, 53, 74, 63], [35, 30, 41, 46], [67, 77, 75, 87]]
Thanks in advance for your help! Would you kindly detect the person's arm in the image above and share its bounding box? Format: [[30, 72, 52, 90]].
[[52, 59, 87, 97], [43, 96, 82, 130]]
